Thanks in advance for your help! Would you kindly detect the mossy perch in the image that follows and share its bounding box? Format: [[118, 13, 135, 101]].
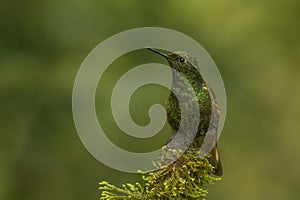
[[99, 148, 221, 200]]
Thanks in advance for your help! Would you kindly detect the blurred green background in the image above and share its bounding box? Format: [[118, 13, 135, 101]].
[[1, 0, 300, 199]]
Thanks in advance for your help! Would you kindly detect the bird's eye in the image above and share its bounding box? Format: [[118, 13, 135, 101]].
[[179, 57, 185, 63]]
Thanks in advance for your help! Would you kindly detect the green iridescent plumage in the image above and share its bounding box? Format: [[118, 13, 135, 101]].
[[148, 48, 222, 176], [166, 52, 211, 137]]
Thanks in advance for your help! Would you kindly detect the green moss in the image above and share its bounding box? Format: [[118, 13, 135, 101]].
[[99, 148, 221, 200]]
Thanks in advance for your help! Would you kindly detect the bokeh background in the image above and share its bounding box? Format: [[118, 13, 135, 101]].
[[1, 0, 300, 200]]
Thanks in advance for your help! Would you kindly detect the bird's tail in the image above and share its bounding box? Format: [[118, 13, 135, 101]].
[[209, 144, 223, 176]]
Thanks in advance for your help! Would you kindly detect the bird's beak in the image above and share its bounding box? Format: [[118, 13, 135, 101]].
[[146, 47, 168, 59]]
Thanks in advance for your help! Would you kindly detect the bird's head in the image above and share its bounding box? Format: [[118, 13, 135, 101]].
[[147, 47, 199, 75]]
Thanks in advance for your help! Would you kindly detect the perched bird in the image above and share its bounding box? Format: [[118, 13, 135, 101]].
[[147, 47, 223, 176]]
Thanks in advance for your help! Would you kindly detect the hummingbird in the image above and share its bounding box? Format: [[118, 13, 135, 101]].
[[147, 47, 223, 176]]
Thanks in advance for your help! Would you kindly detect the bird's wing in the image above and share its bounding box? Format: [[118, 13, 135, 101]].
[[199, 87, 220, 156]]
